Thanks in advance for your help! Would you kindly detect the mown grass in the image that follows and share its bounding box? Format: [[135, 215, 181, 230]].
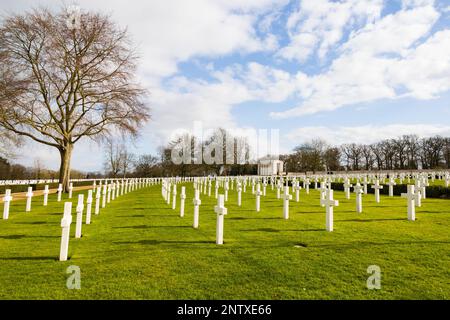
[[0, 182, 449, 299]]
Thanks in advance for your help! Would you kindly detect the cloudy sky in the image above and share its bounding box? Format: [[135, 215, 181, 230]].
[[2, 0, 450, 171]]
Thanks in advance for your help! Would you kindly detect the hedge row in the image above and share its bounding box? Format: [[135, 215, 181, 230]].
[[327, 182, 450, 199], [0, 181, 93, 194]]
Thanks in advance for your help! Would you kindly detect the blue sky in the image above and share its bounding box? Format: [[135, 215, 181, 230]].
[[2, 0, 450, 171]]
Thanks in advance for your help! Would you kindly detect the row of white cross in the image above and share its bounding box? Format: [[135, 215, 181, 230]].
[[59, 178, 158, 261], [160, 173, 435, 243], [2, 177, 165, 219]]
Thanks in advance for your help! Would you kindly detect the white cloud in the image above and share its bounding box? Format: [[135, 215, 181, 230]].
[[278, 0, 383, 62], [1, 0, 283, 80], [271, 3, 446, 118], [285, 124, 450, 148]]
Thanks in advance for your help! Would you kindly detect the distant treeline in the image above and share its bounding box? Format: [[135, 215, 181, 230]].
[[1, 134, 449, 180], [282, 135, 450, 173]]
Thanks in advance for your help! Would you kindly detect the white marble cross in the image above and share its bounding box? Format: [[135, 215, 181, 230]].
[[43, 185, 50, 206], [107, 183, 112, 203], [255, 183, 262, 212], [420, 177, 428, 199], [68, 183, 74, 199], [193, 189, 201, 228], [362, 177, 368, 194], [75, 194, 84, 238], [401, 185, 416, 221], [111, 182, 116, 201], [282, 186, 292, 220], [224, 181, 229, 202], [180, 186, 186, 217], [172, 185, 177, 210], [2, 189, 12, 220], [215, 194, 228, 245], [276, 181, 282, 199], [25, 187, 33, 212], [86, 190, 93, 225], [319, 182, 327, 207], [237, 182, 242, 207], [304, 178, 311, 194], [208, 180, 212, 197], [59, 202, 73, 261], [215, 181, 219, 199], [293, 181, 301, 202], [320, 189, 339, 232], [414, 180, 422, 207], [95, 186, 101, 215], [371, 180, 383, 203], [353, 183, 364, 213], [57, 184, 63, 202], [343, 178, 352, 200], [102, 184, 107, 208], [387, 178, 396, 197], [166, 184, 171, 205]]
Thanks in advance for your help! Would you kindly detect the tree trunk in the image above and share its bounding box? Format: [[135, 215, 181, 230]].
[[59, 144, 73, 193]]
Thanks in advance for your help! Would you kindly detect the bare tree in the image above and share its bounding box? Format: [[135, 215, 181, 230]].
[[404, 134, 420, 169], [33, 158, 45, 179], [370, 143, 384, 169], [361, 144, 374, 170], [103, 139, 123, 177], [444, 137, 450, 169], [393, 136, 408, 169], [0, 129, 22, 159], [120, 148, 135, 178], [0, 7, 149, 191]]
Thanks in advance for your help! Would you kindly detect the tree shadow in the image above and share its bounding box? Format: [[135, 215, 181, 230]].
[[0, 235, 26, 239], [0, 234, 60, 239], [312, 240, 450, 249], [116, 214, 145, 218], [337, 218, 406, 222], [114, 239, 212, 245], [0, 256, 57, 261], [15, 221, 54, 225], [228, 217, 280, 220], [112, 225, 191, 229], [240, 228, 323, 233]]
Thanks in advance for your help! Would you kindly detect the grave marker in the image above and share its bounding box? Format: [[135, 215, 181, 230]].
[[2, 189, 12, 220], [401, 185, 416, 221], [282, 186, 292, 220], [371, 180, 383, 203], [180, 186, 186, 217], [193, 189, 201, 228], [320, 189, 339, 232], [215, 194, 228, 245], [86, 190, 93, 225], [25, 187, 33, 212], [59, 202, 73, 261], [75, 194, 84, 238]]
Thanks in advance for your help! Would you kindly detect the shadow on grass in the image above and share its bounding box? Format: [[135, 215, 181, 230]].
[[240, 228, 323, 233], [15, 221, 55, 225], [112, 225, 191, 229], [114, 239, 212, 245], [311, 240, 450, 248], [116, 214, 146, 218], [0, 235, 26, 239], [0, 256, 56, 261], [337, 218, 405, 222], [228, 217, 280, 220], [0, 234, 60, 239]]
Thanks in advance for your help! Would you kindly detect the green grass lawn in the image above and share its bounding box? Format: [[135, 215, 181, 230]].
[[0, 183, 449, 299]]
